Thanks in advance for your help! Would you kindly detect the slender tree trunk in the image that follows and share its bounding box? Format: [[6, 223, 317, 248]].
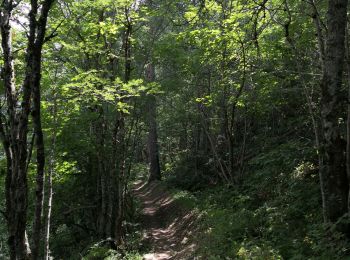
[[113, 13, 133, 243], [319, 0, 349, 224], [44, 84, 58, 260], [31, 2, 55, 258], [147, 94, 161, 182], [144, 63, 161, 182], [31, 52, 46, 260], [113, 114, 126, 244], [199, 105, 230, 183], [44, 157, 53, 260], [179, 123, 188, 150], [96, 116, 108, 238], [347, 33, 350, 215], [309, 0, 326, 71]]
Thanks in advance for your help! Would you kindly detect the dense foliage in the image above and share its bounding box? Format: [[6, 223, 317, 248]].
[[1, 0, 350, 259]]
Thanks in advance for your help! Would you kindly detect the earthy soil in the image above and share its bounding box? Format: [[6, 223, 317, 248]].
[[133, 181, 198, 260]]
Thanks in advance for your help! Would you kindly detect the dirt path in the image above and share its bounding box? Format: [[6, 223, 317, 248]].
[[133, 181, 198, 260]]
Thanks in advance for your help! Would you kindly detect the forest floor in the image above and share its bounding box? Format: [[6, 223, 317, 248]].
[[133, 181, 199, 260]]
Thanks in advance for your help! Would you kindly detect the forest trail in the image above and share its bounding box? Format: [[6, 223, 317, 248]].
[[133, 181, 198, 260]]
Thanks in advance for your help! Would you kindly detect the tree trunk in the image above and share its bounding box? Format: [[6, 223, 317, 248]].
[[96, 116, 108, 238], [0, 1, 54, 258], [44, 85, 59, 260], [319, 0, 349, 225], [31, 45, 46, 260], [113, 13, 133, 243], [44, 155, 53, 260], [31, 2, 55, 258], [144, 63, 161, 182], [1, 2, 31, 258], [147, 94, 161, 182], [113, 114, 126, 245]]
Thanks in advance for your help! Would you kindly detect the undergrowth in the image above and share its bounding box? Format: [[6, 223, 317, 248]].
[[50, 187, 145, 259], [82, 246, 143, 260], [81, 218, 144, 260], [164, 139, 350, 259]]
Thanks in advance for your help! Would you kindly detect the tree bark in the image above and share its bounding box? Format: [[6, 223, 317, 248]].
[[144, 63, 161, 182], [147, 94, 161, 182], [31, 2, 55, 259], [96, 115, 108, 238], [347, 29, 350, 219], [319, 0, 349, 225], [1, 2, 31, 258], [44, 83, 58, 260], [0, 1, 54, 258], [113, 11, 133, 243]]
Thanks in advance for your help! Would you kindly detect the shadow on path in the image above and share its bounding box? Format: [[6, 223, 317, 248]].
[[133, 181, 198, 260]]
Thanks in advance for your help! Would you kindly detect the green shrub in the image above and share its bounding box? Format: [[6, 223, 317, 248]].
[[189, 139, 349, 259], [237, 242, 282, 260], [82, 244, 143, 260]]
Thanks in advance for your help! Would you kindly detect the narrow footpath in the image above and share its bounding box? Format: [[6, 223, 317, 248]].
[[133, 181, 198, 260]]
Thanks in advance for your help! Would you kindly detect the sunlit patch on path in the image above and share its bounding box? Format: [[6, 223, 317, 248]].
[[133, 181, 198, 260]]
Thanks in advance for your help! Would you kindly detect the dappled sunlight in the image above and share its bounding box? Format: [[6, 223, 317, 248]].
[[1, 0, 350, 258], [143, 252, 172, 260], [133, 181, 198, 259]]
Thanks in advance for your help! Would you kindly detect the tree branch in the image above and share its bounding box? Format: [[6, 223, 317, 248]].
[[44, 19, 64, 43]]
